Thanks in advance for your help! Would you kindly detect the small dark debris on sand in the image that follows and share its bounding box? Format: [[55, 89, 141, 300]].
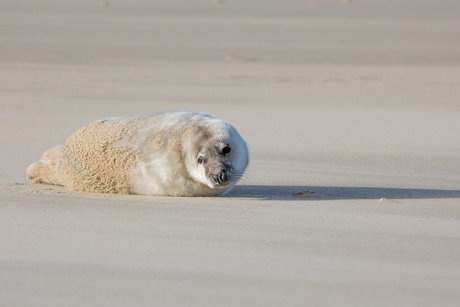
[[291, 191, 315, 198]]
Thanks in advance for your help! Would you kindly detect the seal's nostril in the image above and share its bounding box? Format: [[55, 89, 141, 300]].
[[219, 171, 226, 182]]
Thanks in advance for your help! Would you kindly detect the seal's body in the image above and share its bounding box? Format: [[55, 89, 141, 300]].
[[27, 111, 249, 196]]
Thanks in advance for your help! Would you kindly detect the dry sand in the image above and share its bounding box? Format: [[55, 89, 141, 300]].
[[1, 0, 460, 306]]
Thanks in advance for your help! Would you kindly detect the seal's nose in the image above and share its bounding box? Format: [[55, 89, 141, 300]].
[[213, 170, 230, 184], [212, 167, 235, 186]]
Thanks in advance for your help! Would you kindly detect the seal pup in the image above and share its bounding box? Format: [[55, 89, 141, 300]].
[[27, 111, 249, 196]]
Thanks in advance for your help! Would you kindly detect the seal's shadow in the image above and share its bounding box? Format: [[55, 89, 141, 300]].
[[227, 185, 460, 201]]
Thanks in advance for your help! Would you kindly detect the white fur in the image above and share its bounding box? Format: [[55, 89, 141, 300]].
[[123, 111, 248, 196]]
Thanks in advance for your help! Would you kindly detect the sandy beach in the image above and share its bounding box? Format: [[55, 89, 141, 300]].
[[1, 0, 459, 306]]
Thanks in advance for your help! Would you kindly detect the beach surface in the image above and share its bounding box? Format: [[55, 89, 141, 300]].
[[1, 0, 459, 306]]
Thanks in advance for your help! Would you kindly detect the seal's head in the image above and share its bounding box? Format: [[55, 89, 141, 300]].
[[183, 118, 249, 194]]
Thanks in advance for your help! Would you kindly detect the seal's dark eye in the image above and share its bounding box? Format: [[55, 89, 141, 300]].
[[197, 157, 204, 164], [222, 146, 231, 155]]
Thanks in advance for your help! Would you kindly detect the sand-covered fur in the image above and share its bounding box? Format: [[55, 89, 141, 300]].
[[27, 119, 143, 194], [27, 111, 249, 196]]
